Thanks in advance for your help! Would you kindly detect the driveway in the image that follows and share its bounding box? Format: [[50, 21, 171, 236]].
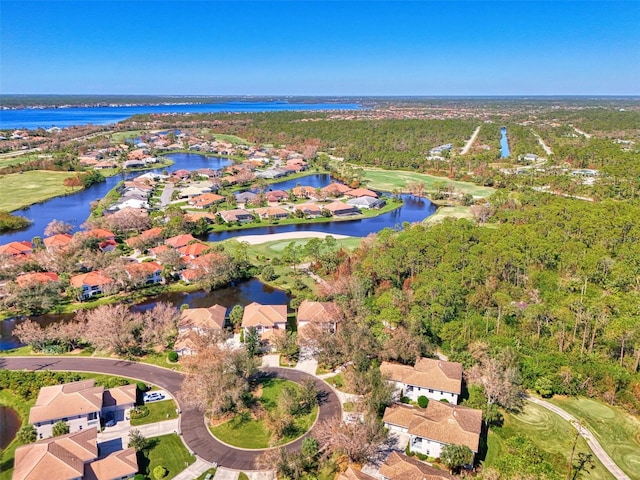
[[0, 357, 341, 471]]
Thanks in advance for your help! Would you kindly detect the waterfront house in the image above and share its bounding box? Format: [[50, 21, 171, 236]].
[[173, 329, 200, 356], [218, 208, 255, 224], [324, 201, 361, 216], [253, 206, 290, 220], [379, 451, 455, 480], [322, 183, 351, 197], [381, 357, 463, 404], [124, 261, 164, 286], [265, 189, 288, 202], [235, 191, 258, 206], [297, 300, 341, 333], [345, 188, 378, 198], [0, 241, 33, 257], [346, 196, 386, 209], [43, 234, 73, 252], [70, 271, 113, 301], [188, 192, 225, 209], [241, 302, 288, 340], [292, 186, 316, 199], [294, 203, 323, 218], [383, 402, 482, 460], [177, 241, 209, 258]]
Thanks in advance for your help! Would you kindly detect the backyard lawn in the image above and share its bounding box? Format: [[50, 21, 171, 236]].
[[361, 167, 495, 198], [484, 401, 615, 480], [0, 170, 83, 212], [142, 433, 194, 480], [209, 378, 318, 449], [548, 397, 640, 480]]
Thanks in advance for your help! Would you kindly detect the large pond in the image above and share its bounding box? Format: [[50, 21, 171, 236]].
[[500, 127, 510, 158], [0, 278, 291, 350], [0, 405, 20, 450]]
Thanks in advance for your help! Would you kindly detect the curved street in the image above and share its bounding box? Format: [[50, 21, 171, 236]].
[[526, 396, 631, 480], [0, 357, 341, 471]]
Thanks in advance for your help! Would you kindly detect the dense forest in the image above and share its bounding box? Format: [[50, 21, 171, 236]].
[[314, 191, 640, 412]]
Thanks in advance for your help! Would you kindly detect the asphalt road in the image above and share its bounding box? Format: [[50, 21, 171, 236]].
[[0, 357, 341, 470]]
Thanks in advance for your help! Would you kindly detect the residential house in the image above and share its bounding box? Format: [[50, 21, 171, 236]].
[[179, 252, 225, 283], [265, 190, 288, 202], [70, 271, 113, 301], [177, 242, 209, 259], [165, 234, 196, 249], [0, 241, 33, 257], [346, 196, 386, 209], [241, 302, 288, 341], [382, 402, 482, 460], [292, 186, 316, 199], [324, 201, 361, 216], [294, 203, 323, 218], [43, 234, 73, 252], [380, 357, 463, 404], [297, 300, 341, 333], [93, 160, 117, 170], [15, 271, 59, 287], [379, 451, 455, 480], [124, 261, 164, 286], [122, 159, 146, 169], [188, 193, 224, 209], [252, 206, 290, 220], [337, 467, 377, 480], [345, 188, 378, 198], [235, 191, 258, 206], [218, 208, 255, 224], [173, 330, 201, 357], [321, 183, 351, 197], [125, 227, 164, 250], [178, 304, 227, 334], [84, 447, 138, 480]]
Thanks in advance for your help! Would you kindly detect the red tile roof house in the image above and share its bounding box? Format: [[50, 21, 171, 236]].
[[382, 402, 482, 462], [179, 252, 225, 283], [297, 300, 342, 333], [380, 357, 463, 404], [124, 227, 164, 252], [379, 451, 455, 480], [177, 241, 209, 259], [188, 192, 225, 209], [321, 182, 351, 197], [15, 271, 59, 287], [28, 379, 136, 439], [43, 233, 73, 252], [70, 271, 113, 301], [345, 187, 378, 198], [265, 190, 288, 203], [124, 261, 164, 287], [0, 241, 33, 257], [13, 427, 138, 480], [164, 233, 196, 249], [241, 302, 288, 343], [79, 229, 117, 252]]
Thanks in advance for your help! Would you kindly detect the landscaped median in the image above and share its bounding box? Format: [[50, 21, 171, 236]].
[[208, 377, 318, 449]]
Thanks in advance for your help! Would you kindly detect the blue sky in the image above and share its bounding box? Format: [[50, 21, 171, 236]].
[[1, 1, 639, 95]]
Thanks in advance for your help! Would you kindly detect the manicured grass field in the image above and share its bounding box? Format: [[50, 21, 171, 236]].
[[424, 205, 474, 224], [110, 130, 145, 143], [0, 170, 83, 212], [548, 397, 640, 479], [131, 399, 179, 426], [143, 433, 194, 480], [194, 468, 217, 480], [209, 378, 318, 449], [361, 167, 495, 198], [0, 153, 43, 169], [484, 401, 615, 480]]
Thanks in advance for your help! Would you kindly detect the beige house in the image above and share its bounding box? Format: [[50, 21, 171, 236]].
[[241, 302, 288, 339], [379, 451, 455, 480], [297, 300, 341, 333], [29, 380, 136, 439], [175, 305, 227, 356], [383, 402, 482, 460], [13, 428, 137, 480], [380, 357, 463, 404], [337, 467, 377, 480]]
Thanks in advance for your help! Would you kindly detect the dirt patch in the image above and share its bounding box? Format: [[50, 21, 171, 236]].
[[253, 384, 264, 399], [208, 413, 234, 427]]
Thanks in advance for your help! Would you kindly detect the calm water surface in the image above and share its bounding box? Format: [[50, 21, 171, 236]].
[[0, 405, 20, 449], [500, 127, 510, 158], [0, 102, 361, 130]]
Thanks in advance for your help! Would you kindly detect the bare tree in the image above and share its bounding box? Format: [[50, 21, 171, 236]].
[[141, 302, 180, 348], [466, 347, 524, 412], [44, 219, 74, 237], [103, 208, 151, 235], [79, 304, 143, 355], [313, 415, 389, 464]]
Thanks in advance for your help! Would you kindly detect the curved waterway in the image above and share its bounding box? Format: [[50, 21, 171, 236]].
[[0, 405, 20, 450], [500, 127, 510, 158]]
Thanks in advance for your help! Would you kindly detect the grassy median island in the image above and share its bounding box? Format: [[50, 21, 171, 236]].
[[548, 397, 640, 479], [484, 401, 615, 480], [0, 170, 84, 212], [209, 378, 318, 449], [130, 399, 179, 426]]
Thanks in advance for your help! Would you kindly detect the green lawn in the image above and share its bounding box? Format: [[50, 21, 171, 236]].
[[0, 170, 83, 212], [324, 373, 356, 394], [194, 468, 217, 480], [131, 399, 179, 426], [361, 167, 495, 198], [484, 401, 615, 480], [424, 205, 474, 224], [142, 433, 194, 480], [238, 473, 250, 480], [110, 130, 145, 143], [209, 378, 318, 449], [0, 153, 43, 169], [548, 397, 640, 479]]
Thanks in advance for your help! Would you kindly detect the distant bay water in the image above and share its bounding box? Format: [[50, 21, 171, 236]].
[[0, 101, 361, 130]]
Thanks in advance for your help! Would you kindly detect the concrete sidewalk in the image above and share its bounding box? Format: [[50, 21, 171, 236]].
[[171, 457, 215, 480]]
